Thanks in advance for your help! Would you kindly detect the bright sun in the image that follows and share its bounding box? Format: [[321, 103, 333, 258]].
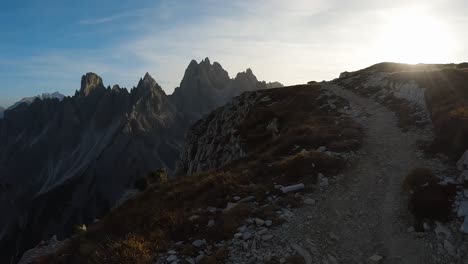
[[375, 8, 456, 64]]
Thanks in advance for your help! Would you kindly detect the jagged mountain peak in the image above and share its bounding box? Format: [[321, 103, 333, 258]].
[[80, 72, 105, 96]]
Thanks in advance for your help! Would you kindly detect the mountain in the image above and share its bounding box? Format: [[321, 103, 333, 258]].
[[33, 62, 468, 264], [170, 58, 267, 120], [0, 59, 273, 264], [7, 92, 65, 110], [0, 106, 4, 119]]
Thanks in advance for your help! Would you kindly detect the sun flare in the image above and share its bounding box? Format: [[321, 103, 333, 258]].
[[376, 8, 456, 64]]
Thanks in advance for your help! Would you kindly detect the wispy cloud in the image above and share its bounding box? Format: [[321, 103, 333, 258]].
[[78, 9, 148, 25]]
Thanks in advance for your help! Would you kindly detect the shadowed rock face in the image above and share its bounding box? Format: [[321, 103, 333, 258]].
[[0, 59, 272, 264], [0, 106, 4, 118], [170, 58, 266, 120]]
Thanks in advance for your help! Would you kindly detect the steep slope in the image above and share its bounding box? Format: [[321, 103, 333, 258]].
[[0, 106, 4, 119], [0, 72, 187, 264], [170, 58, 267, 120]]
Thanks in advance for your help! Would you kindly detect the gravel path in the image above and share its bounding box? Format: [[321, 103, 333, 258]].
[[228, 83, 454, 263]]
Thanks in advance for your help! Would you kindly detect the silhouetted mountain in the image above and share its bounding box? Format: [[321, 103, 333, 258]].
[[170, 58, 267, 120], [7, 92, 65, 111], [0, 106, 4, 119], [0, 59, 274, 264]]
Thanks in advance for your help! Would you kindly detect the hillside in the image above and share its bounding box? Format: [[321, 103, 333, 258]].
[[0, 58, 271, 264], [19, 62, 468, 264]]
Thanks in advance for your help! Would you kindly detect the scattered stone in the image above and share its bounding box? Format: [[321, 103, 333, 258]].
[[265, 220, 273, 227], [233, 196, 241, 201], [195, 254, 204, 263], [406, 226, 415, 233], [435, 222, 451, 239], [168, 250, 176, 255], [189, 215, 200, 221], [224, 202, 238, 212], [281, 183, 305, 194], [444, 240, 456, 257], [234, 233, 243, 239], [185, 257, 196, 264], [329, 232, 339, 241], [238, 196, 256, 203], [317, 146, 327, 152], [303, 198, 316, 206], [166, 255, 178, 262], [257, 228, 268, 235], [291, 243, 312, 264], [207, 219, 215, 227], [243, 232, 254, 240], [367, 254, 383, 264], [320, 177, 329, 187], [192, 239, 206, 248], [207, 206, 217, 213], [255, 218, 265, 226], [262, 234, 274, 241]]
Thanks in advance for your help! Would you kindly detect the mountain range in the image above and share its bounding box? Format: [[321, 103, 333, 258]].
[[0, 58, 279, 264]]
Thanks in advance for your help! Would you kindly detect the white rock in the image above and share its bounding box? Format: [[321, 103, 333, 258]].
[[281, 183, 305, 194], [291, 243, 312, 264], [367, 254, 383, 263], [192, 239, 206, 248], [303, 198, 316, 206]]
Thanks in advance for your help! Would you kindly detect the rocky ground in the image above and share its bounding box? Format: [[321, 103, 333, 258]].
[[153, 83, 468, 264]]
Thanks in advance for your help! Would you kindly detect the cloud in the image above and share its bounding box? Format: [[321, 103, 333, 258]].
[[78, 9, 148, 25]]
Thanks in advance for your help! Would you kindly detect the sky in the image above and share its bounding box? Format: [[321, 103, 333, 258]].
[[0, 0, 467, 107]]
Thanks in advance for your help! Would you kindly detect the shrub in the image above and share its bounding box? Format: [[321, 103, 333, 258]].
[[94, 234, 152, 264]]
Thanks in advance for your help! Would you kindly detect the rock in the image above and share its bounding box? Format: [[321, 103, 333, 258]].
[[461, 216, 468, 234], [195, 254, 204, 263], [291, 243, 312, 264], [281, 183, 305, 194], [317, 146, 327, 152], [168, 250, 177, 255], [457, 149, 468, 171], [457, 201, 468, 217], [444, 240, 457, 256], [255, 218, 265, 226], [407, 226, 415, 233], [243, 232, 254, 240], [207, 206, 217, 213], [303, 198, 316, 206], [189, 215, 200, 221], [320, 177, 329, 186], [192, 239, 206, 248], [329, 232, 339, 241], [265, 220, 273, 227], [234, 233, 243, 239], [435, 222, 452, 239], [367, 254, 383, 264], [257, 228, 268, 235], [185, 257, 196, 264], [166, 255, 178, 262], [224, 202, 238, 212], [262, 234, 274, 241], [238, 196, 256, 203], [207, 220, 215, 227], [233, 196, 241, 201]]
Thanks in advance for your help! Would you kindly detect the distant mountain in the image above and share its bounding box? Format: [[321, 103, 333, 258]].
[[0, 106, 4, 119], [0, 58, 276, 264], [8, 92, 65, 110]]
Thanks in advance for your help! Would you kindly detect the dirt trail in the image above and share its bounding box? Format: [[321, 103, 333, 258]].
[[227, 83, 452, 264], [316, 83, 445, 263]]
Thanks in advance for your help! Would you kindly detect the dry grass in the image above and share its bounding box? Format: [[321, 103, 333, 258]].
[[45, 84, 363, 263]]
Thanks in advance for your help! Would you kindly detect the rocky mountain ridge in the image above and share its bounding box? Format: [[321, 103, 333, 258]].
[[7, 92, 66, 112], [0, 58, 272, 264]]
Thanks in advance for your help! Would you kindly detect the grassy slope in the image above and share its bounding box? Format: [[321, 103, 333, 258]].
[[42, 84, 362, 264]]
